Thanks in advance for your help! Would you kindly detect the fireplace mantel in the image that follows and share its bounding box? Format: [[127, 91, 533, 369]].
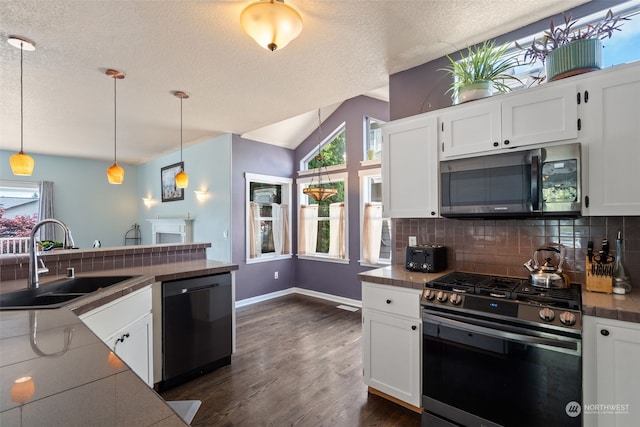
[[147, 218, 194, 244]]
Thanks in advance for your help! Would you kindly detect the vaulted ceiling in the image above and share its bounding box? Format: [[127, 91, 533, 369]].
[[1, 0, 587, 165]]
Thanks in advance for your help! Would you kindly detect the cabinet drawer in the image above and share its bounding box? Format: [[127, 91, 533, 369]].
[[362, 282, 421, 319], [80, 286, 152, 340]]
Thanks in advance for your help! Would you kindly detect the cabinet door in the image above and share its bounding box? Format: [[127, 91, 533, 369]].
[[440, 99, 501, 158], [382, 113, 439, 218], [501, 82, 577, 148], [579, 64, 640, 215], [362, 309, 421, 407], [108, 312, 154, 387], [595, 319, 640, 427]]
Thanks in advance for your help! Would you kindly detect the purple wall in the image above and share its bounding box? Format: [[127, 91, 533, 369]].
[[231, 135, 296, 301], [293, 96, 389, 301], [231, 95, 388, 302]]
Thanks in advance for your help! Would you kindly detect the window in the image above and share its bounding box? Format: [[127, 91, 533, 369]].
[[509, 0, 640, 88], [0, 180, 40, 254], [359, 169, 391, 266], [300, 122, 346, 172], [297, 172, 348, 263], [245, 173, 292, 263], [364, 116, 384, 162]]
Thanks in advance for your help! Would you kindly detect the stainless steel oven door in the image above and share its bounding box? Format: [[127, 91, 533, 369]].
[[422, 311, 582, 427]]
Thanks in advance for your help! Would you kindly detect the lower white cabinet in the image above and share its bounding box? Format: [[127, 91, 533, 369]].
[[362, 282, 421, 409], [79, 286, 154, 387], [583, 315, 640, 427]]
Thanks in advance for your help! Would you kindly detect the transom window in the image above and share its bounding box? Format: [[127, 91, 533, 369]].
[[300, 122, 346, 172], [364, 116, 384, 161]]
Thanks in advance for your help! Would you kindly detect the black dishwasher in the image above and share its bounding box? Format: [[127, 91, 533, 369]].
[[160, 273, 232, 390]]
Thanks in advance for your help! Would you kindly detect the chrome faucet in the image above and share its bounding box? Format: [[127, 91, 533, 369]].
[[28, 219, 75, 289]]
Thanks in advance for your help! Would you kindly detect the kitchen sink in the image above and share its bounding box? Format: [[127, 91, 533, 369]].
[[0, 276, 135, 310]]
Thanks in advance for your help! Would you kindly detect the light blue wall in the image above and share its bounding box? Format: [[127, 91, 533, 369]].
[[0, 150, 138, 248], [136, 134, 232, 262]]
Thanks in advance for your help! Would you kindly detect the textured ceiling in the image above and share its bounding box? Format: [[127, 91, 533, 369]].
[[0, 0, 588, 165]]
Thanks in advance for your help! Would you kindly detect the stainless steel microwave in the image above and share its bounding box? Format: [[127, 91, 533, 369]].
[[440, 143, 582, 218]]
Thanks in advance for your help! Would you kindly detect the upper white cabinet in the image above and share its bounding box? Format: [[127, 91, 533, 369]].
[[382, 113, 439, 218], [583, 316, 640, 427], [440, 82, 578, 159], [578, 62, 640, 216]]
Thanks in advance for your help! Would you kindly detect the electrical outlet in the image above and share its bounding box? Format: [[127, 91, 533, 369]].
[[409, 236, 417, 246], [274, 271, 279, 279]]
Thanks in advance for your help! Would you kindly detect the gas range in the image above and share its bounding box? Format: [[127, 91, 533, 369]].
[[421, 271, 582, 332]]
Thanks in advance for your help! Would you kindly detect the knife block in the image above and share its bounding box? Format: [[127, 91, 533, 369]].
[[586, 256, 613, 293]]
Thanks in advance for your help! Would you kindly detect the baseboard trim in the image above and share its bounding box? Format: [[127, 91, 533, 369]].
[[236, 287, 362, 309], [367, 386, 422, 414]]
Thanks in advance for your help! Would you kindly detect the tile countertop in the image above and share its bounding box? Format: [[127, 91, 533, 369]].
[[0, 259, 238, 426], [358, 265, 640, 323]]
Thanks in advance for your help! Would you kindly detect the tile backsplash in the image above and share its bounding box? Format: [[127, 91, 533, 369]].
[[394, 216, 640, 285]]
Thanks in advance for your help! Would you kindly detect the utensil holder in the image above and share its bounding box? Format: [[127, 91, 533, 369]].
[[586, 256, 613, 293]]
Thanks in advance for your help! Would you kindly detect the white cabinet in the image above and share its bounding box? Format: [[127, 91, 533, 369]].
[[440, 82, 578, 159], [583, 316, 640, 427], [381, 112, 439, 218], [578, 63, 640, 216], [80, 286, 154, 387], [362, 282, 422, 410]]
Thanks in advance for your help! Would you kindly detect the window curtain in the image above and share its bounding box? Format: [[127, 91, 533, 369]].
[[248, 201, 260, 258], [298, 204, 318, 255], [362, 202, 383, 264], [328, 202, 346, 259], [280, 204, 290, 255], [39, 181, 55, 241]]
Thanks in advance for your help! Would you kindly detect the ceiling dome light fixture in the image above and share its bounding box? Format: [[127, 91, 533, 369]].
[[303, 109, 338, 202], [106, 69, 125, 184], [240, 0, 303, 52], [173, 91, 189, 189], [8, 36, 36, 176]]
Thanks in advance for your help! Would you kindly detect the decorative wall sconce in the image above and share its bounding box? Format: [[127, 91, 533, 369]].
[[194, 190, 209, 202], [142, 197, 157, 208]]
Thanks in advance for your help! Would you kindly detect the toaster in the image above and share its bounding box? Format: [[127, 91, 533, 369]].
[[405, 245, 447, 273]]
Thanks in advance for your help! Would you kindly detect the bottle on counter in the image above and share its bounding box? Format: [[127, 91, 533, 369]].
[[612, 230, 632, 294]]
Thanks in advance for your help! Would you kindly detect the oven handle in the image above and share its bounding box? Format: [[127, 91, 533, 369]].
[[423, 312, 580, 354]]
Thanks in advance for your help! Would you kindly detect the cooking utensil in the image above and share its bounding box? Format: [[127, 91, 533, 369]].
[[523, 245, 568, 288]]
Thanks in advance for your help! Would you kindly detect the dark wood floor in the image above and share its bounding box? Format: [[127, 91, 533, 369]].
[[160, 294, 421, 427]]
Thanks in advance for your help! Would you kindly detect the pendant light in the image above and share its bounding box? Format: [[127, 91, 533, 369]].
[[302, 109, 337, 202], [173, 91, 189, 189], [240, 0, 303, 51], [8, 36, 36, 176], [106, 69, 125, 184]]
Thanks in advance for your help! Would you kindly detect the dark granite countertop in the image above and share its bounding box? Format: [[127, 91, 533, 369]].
[[0, 258, 238, 426], [359, 265, 640, 323]]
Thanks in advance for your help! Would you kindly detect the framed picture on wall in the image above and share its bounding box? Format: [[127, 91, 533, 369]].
[[161, 162, 184, 202]]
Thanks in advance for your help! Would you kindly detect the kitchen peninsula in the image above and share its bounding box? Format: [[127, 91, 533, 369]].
[[0, 243, 238, 426]]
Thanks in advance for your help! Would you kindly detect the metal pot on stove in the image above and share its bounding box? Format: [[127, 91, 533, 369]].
[[524, 246, 569, 288]]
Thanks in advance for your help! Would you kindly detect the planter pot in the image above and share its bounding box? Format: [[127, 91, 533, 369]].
[[546, 38, 602, 82], [457, 80, 493, 104]]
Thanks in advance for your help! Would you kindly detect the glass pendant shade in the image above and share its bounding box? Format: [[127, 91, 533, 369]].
[[11, 376, 35, 404], [175, 170, 189, 188], [303, 186, 338, 202], [8, 36, 36, 176], [240, 0, 303, 51], [107, 162, 125, 184], [10, 151, 35, 176]]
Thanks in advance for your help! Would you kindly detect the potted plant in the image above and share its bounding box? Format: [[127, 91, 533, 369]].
[[516, 9, 630, 82], [440, 40, 522, 104]]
